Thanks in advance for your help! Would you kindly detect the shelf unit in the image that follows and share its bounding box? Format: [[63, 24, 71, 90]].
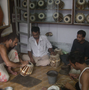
[[14, 0, 31, 52], [73, 0, 89, 26], [14, 0, 89, 52]]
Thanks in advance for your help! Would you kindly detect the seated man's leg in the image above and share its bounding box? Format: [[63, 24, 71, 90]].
[[21, 54, 30, 61], [0, 63, 9, 82], [33, 55, 50, 66], [8, 49, 20, 75]]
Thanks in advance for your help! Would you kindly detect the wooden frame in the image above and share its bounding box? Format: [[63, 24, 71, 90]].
[[0, 0, 10, 29]]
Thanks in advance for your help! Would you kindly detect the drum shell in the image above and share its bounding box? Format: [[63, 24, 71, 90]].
[[55, 0, 64, 9], [63, 14, 71, 23], [53, 12, 63, 22], [75, 13, 85, 23], [20, 62, 34, 76]]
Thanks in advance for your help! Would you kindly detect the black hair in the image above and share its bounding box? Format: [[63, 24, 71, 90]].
[[6, 33, 18, 42], [77, 30, 86, 37], [68, 51, 85, 64], [31, 26, 40, 33]]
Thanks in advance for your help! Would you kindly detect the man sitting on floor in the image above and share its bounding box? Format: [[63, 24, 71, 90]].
[[41, 52, 89, 90], [23, 26, 55, 66], [0, 33, 28, 82]]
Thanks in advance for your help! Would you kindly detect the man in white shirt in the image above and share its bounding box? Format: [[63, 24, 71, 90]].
[[26, 26, 54, 66]]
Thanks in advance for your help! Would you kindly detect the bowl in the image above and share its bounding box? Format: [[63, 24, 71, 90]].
[[4, 87, 13, 90]]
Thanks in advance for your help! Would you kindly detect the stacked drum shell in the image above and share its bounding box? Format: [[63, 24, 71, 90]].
[[75, 13, 85, 23], [22, 0, 27, 8], [55, 0, 64, 9], [63, 14, 71, 23], [30, 13, 38, 22], [76, 0, 87, 9], [29, 1, 37, 9], [47, 0, 55, 9], [53, 12, 63, 22], [86, 14, 89, 23], [23, 12, 27, 20], [37, 0, 46, 9], [38, 13, 46, 21]]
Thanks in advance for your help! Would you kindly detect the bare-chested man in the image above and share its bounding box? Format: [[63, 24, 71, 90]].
[[0, 33, 28, 82]]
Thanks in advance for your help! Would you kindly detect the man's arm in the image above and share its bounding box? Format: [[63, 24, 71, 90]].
[[28, 51, 35, 63], [71, 39, 76, 52], [48, 48, 55, 55], [0, 46, 27, 67], [81, 71, 89, 90]]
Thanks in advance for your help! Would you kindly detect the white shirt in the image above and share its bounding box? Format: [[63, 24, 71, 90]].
[[27, 35, 52, 57]]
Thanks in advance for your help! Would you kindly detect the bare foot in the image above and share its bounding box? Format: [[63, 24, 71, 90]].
[[8, 66, 18, 75]]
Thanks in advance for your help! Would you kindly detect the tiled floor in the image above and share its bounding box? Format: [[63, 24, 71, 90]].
[[0, 63, 76, 90]]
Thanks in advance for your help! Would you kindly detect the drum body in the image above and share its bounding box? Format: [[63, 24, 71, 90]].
[[20, 62, 34, 76]]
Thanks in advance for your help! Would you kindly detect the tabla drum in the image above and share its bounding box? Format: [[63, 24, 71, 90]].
[[20, 62, 34, 76], [75, 13, 85, 23], [29, 2, 36, 9], [30, 14, 36, 22], [55, 0, 64, 9], [76, 0, 87, 9], [23, 12, 27, 20], [86, 14, 89, 23], [22, 0, 27, 8], [53, 12, 63, 22], [47, 0, 54, 5], [37, 0, 46, 9], [64, 14, 71, 23], [47, 0, 54, 9], [77, 0, 86, 5], [38, 13, 46, 21]]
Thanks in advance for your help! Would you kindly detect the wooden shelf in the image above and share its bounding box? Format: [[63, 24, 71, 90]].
[[31, 21, 72, 25], [30, 9, 72, 11], [75, 9, 89, 11]]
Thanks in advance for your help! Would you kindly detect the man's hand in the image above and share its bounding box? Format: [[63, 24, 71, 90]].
[[30, 58, 35, 64], [21, 60, 29, 67], [50, 51, 56, 55], [69, 73, 79, 80]]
